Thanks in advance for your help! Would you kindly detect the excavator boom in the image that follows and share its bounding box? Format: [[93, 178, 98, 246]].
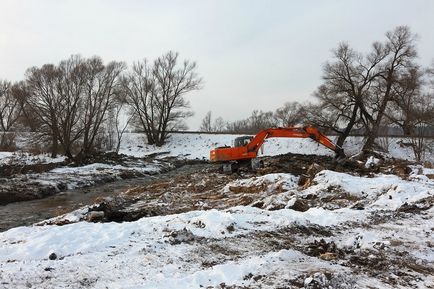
[[210, 126, 344, 163]]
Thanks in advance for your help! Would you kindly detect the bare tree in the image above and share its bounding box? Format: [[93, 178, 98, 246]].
[[24, 55, 125, 159], [109, 91, 133, 153], [25, 64, 63, 157], [312, 41, 385, 147], [302, 101, 344, 134], [221, 110, 275, 134], [363, 26, 418, 151], [273, 101, 303, 127], [78, 57, 125, 158], [213, 116, 226, 132], [247, 110, 275, 133], [385, 67, 423, 135], [56, 55, 87, 158], [409, 92, 434, 161], [124, 51, 201, 146], [122, 60, 155, 143], [408, 62, 434, 161], [225, 119, 250, 134], [310, 26, 418, 151], [200, 111, 212, 132], [0, 80, 22, 149]]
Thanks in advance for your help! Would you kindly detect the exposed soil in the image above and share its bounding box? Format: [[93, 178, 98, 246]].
[[1, 151, 432, 288], [0, 152, 175, 206], [0, 162, 66, 177], [66, 153, 417, 224]]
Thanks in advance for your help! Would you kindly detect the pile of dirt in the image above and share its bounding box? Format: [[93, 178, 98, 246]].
[[70, 152, 418, 223], [0, 179, 64, 205], [262, 152, 416, 178], [88, 167, 247, 222], [304, 238, 346, 260]]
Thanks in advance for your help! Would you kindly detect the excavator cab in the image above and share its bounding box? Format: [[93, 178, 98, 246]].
[[233, 136, 253, 147]]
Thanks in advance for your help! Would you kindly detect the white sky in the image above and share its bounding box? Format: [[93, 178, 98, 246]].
[[1, 0, 434, 129]]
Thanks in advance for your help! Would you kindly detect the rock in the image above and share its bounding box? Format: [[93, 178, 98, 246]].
[[304, 272, 330, 289], [306, 239, 340, 257], [426, 174, 434, 180], [226, 224, 235, 233], [86, 211, 105, 222], [424, 161, 433, 169], [393, 165, 412, 178], [298, 163, 326, 188], [286, 198, 309, 212], [49, 252, 57, 260], [164, 228, 197, 245], [365, 156, 381, 168], [320, 252, 338, 261]]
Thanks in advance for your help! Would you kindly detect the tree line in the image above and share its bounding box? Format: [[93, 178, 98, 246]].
[[201, 26, 434, 160], [0, 51, 201, 160]]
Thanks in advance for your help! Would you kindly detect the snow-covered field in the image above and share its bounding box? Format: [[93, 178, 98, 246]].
[[1, 132, 432, 164], [1, 133, 434, 288], [1, 168, 433, 288], [118, 132, 433, 162]]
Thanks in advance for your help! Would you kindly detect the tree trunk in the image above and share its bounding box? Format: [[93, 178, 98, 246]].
[[363, 101, 388, 151], [336, 105, 359, 148], [51, 134, 58, 158]]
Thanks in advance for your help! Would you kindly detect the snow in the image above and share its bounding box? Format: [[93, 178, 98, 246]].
[[0, 152, 66, 165], [365, 156, 380, 168], [1, 132, 434, 288], [0, 206, 360, 288], [50, 162, 161, 175], [118, 132, 434, 162], [301, 170, 434, 210], [117, 132, 342, 160], [2, 197, 432, 288], [223, 173, 299, 193], [1, 132, 433, 164]]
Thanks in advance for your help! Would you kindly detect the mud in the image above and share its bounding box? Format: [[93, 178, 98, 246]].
[[0, 152, 175, 206], [0, 163, 209, 231], [1, 151, 431, 288], [51, 152, 418, 225], [262, 152, 415, 179]]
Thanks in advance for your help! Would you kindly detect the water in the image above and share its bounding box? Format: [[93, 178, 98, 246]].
[[0, 164, 209, 232]]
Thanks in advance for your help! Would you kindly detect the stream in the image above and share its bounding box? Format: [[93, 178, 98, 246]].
[[0, 163, 209, 232]]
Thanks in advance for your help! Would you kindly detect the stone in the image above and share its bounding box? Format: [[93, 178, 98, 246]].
[[87, 211, 105, 222]]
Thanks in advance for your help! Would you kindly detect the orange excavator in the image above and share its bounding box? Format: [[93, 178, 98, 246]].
[[210, 126, 345, 172]]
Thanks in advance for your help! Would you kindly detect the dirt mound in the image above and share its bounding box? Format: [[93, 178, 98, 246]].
[[304, 239, 346, 260], [66, 152, 418, 223], [265, 152, 414, 176]]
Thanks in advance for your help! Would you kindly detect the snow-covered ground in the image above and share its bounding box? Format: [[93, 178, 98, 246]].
[[1, 168, 433, 288], [0, 153, 172, 206], [0, 132, 432, 164], [0, 152, 66, 165], [118, 132, 434, 162], [1, 132, 434, 288]]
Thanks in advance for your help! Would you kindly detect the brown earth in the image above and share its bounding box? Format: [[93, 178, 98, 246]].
[[31, 152, 432, 288], [48, 152, 418, 224]]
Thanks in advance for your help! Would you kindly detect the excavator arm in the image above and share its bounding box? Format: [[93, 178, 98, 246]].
[[210, 126, 344, 162]]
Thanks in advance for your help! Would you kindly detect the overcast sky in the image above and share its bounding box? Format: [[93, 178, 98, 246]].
[[1, 0, 434, 129]]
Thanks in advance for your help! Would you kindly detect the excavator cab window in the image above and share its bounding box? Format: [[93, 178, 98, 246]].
[[234, 136, 253, 147]]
